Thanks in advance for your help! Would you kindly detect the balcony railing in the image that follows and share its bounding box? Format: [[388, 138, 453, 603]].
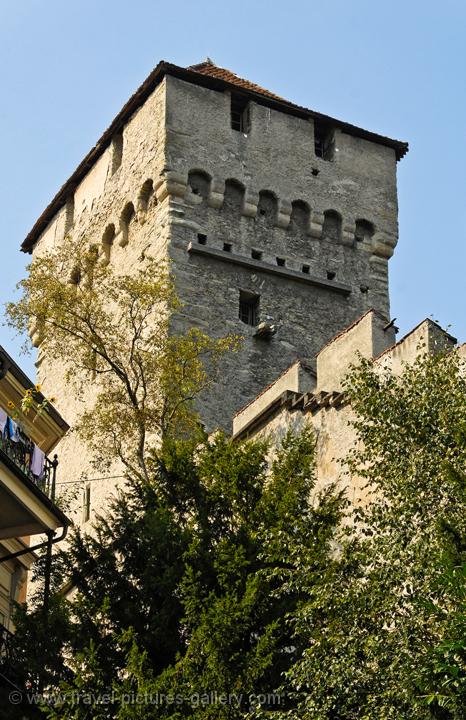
[[0, 623, 16, 673], [0, 420, 58, 501]]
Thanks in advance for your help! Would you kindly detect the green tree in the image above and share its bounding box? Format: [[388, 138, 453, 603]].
[[6, 234, 239, 480], [270, 348, 466, 720], [14, 428, 343, 719]]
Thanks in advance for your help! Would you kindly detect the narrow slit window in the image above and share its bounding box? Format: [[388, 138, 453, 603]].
[[239, 290, 259, 326], [83, 485, 91, 523], [231, 95, 251, 133]]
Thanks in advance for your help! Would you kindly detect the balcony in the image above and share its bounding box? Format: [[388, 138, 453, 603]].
[[0, 417, 69, 541], [0, 623, 17, 687], [0, 422, 58, 502]]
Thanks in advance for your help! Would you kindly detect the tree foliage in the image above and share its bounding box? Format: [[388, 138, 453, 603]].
[[11, 428, 343, 719], [268, 349, 466, 720], [5, 234, 239, 479]]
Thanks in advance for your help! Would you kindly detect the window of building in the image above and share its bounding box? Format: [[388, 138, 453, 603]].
[[327, 270, 336, 280], [83, 485, 91, 523], [231, 95, 251, 133], [239, 290, 259, 326], [355, 219, 375, 243], [111, 133, 123, 175], [302, 264, 310, 274], [197, 233, 207, 245], [322, 210, 342, 241], [314, 122, 335, 161], [276, 257, 286, 267], [251, 249, 262, 260], [223, 242, 232, 252]]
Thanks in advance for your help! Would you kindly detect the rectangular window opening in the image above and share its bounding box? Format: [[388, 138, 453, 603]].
[[197, 233, 207, 245], [251, 249, 262, 261], [231, 95, 251, 133], [276, 257, 286, 267], [302, 264, 310, 274], [83, 485, 91, 523], [223, 242, 232, 252], [314, 122, 335, 161], [239, 290, 259, 326]]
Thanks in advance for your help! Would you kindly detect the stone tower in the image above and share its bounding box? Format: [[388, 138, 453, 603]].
[[21, 60, 407, 522]]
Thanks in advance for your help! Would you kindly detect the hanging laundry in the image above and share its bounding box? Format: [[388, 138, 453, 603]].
[[0, 408, 7, 435], [31, 444, 45, 479], [7, 417, 20, 442]]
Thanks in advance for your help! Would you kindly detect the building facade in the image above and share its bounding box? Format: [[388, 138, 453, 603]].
[[0, 347, 69, 688], [20, 60, 408, 525]]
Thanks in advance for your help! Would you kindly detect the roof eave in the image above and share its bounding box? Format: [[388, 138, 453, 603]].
[[21, 61, 408, 254]]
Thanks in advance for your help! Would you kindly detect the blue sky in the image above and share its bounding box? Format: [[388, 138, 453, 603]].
[[1, 0, 465, 378]]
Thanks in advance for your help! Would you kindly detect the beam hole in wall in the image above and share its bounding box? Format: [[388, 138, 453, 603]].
[[302, 264, 310, 274], [251, 249, 262, 260], [311, 167, 320, 176], [360, 285, 369, 294], [197, 233, 207, 245], [223, 242, 232, 252], [327, 270, 336, 280], [239, 290, 260, 326], [276, 257, 286, 267]]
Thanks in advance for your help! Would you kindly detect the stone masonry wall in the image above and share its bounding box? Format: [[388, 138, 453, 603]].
[[163, 75, 400, 431]]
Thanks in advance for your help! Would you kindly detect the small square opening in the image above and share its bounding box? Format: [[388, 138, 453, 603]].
[[239, 290, 259, 326], [327, 270, 336, 280], [302, 264, 310, 274], [276, 257, 286, 267], [223, 242, 232, 252], [197, 233, 207, 245], [251, 249, 262, 261]]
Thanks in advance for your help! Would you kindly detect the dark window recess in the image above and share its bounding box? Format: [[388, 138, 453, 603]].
[[302, 264, 310, 274], [327, 270, 336, 280], [83, 485, 91, 522], [239, 290, 259, 326], [251, 249, 262, 260], [314, 122, 335, 161], [276, 257, 286, 267], [231, 95, 251, 133], [360, 284, 369, 294], [197, 234, 207, 245], [223, 242, 232, 252]]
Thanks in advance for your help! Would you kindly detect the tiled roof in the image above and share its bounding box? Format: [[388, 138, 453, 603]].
[[188, 60, 285, 101]]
